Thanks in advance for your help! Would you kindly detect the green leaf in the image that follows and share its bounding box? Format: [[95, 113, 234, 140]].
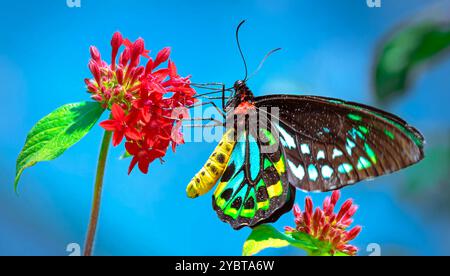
[[288, 231, 334, 256], [243, 224, 350, 256], [373, 21, 450, 103], [242, 225, 292, 256], [404, 145, 450, 193], [15, 101, 105, 191]]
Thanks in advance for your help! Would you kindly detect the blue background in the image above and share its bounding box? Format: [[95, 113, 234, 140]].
[[0, 0, 449, 256]]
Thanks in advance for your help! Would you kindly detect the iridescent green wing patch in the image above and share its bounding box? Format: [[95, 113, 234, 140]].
[[255, 95, 424, 192], [212, 127, 295, 230]]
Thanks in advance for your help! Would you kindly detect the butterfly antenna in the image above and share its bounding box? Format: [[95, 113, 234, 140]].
[[248, 47, 282, 81], [236, 20, 248, 82]]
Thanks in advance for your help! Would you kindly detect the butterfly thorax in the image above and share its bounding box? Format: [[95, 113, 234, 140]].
[[226, 80, 256, 115]]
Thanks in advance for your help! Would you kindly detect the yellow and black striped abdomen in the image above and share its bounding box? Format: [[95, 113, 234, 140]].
[[186, 130, 236, 198]]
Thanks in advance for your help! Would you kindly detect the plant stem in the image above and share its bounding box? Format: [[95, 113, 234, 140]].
[[83, 129, 112, 256]]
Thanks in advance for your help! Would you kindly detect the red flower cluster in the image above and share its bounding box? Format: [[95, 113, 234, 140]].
[[285, 191, 362, 256], [85, 32, 197, 174]]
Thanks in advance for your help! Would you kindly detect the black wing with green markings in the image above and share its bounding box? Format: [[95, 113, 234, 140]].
[[255, 94, 424, 192]]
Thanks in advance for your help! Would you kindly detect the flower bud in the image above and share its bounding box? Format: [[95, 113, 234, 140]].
[[154, 47, 171, 68], [145, 58, 154, 75], [293, 204, 302, 218], [129, 38, 145, 69], [111, 32, 123, 50], [87, 83, 97, 93], [284, 226, 296, 234], [90, 46, 101, 63], [346, 226, 362, 241], [120, 48, 131, 67], [88, 60, 101, 84], [116, 68, 124, 85], [336, 199, 353, 222], [331, 190, 340, 206], [305, 197, 313, 215], [91, 94, 103, 102]]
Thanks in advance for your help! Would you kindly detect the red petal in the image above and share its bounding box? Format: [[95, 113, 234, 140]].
[[152, 69, 169, 82], [125, 141, 140, 155], [123, 38, 132, 48], [142, 49, 150, 59], [111, 104, 125, 120], [112, 131, 124, 146], [140, 108, 151, 123], [99, 120, 118, 131], [128, 156, 139, 174], [168, 60, 177, 76], [125, 109, 139, 124], [138, 158, 150, 174], [125, 128, 141, 141]]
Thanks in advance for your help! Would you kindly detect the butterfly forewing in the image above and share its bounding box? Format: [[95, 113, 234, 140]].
[[255, 95, 424, 192]]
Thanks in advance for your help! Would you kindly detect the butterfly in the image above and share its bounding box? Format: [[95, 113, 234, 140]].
[[185, 80, 424, 230], [185, 20, 425, 230]]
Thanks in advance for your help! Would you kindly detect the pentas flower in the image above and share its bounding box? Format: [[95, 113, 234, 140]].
[[99, 104, 140, 146], [285, 190, 362, 256], [86, 32, 197, 174]]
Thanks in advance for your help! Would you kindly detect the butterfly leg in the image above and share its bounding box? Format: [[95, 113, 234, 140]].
[[177, 115, 224, 129], [192, 83, 228, 110], [187, 101, 226, 119], [192, 82, 226, 93], [183, 124, 224, 128], [181, 117, 224, 125], [192, 82, 225, 89]]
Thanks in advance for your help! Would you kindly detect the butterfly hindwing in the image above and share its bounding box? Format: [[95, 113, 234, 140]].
[[255, 95, 425, 192], [212, 121, 295, 230]]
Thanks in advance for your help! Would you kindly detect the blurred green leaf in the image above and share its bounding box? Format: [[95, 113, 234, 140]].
[[242, 224, 348, 256], [373, 21, 450, 102], [405, 145, 450, 193], [15, 102, 104, 191]]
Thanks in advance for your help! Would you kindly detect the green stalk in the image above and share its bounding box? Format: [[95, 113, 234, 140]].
[[83, 129, 112, 256]]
